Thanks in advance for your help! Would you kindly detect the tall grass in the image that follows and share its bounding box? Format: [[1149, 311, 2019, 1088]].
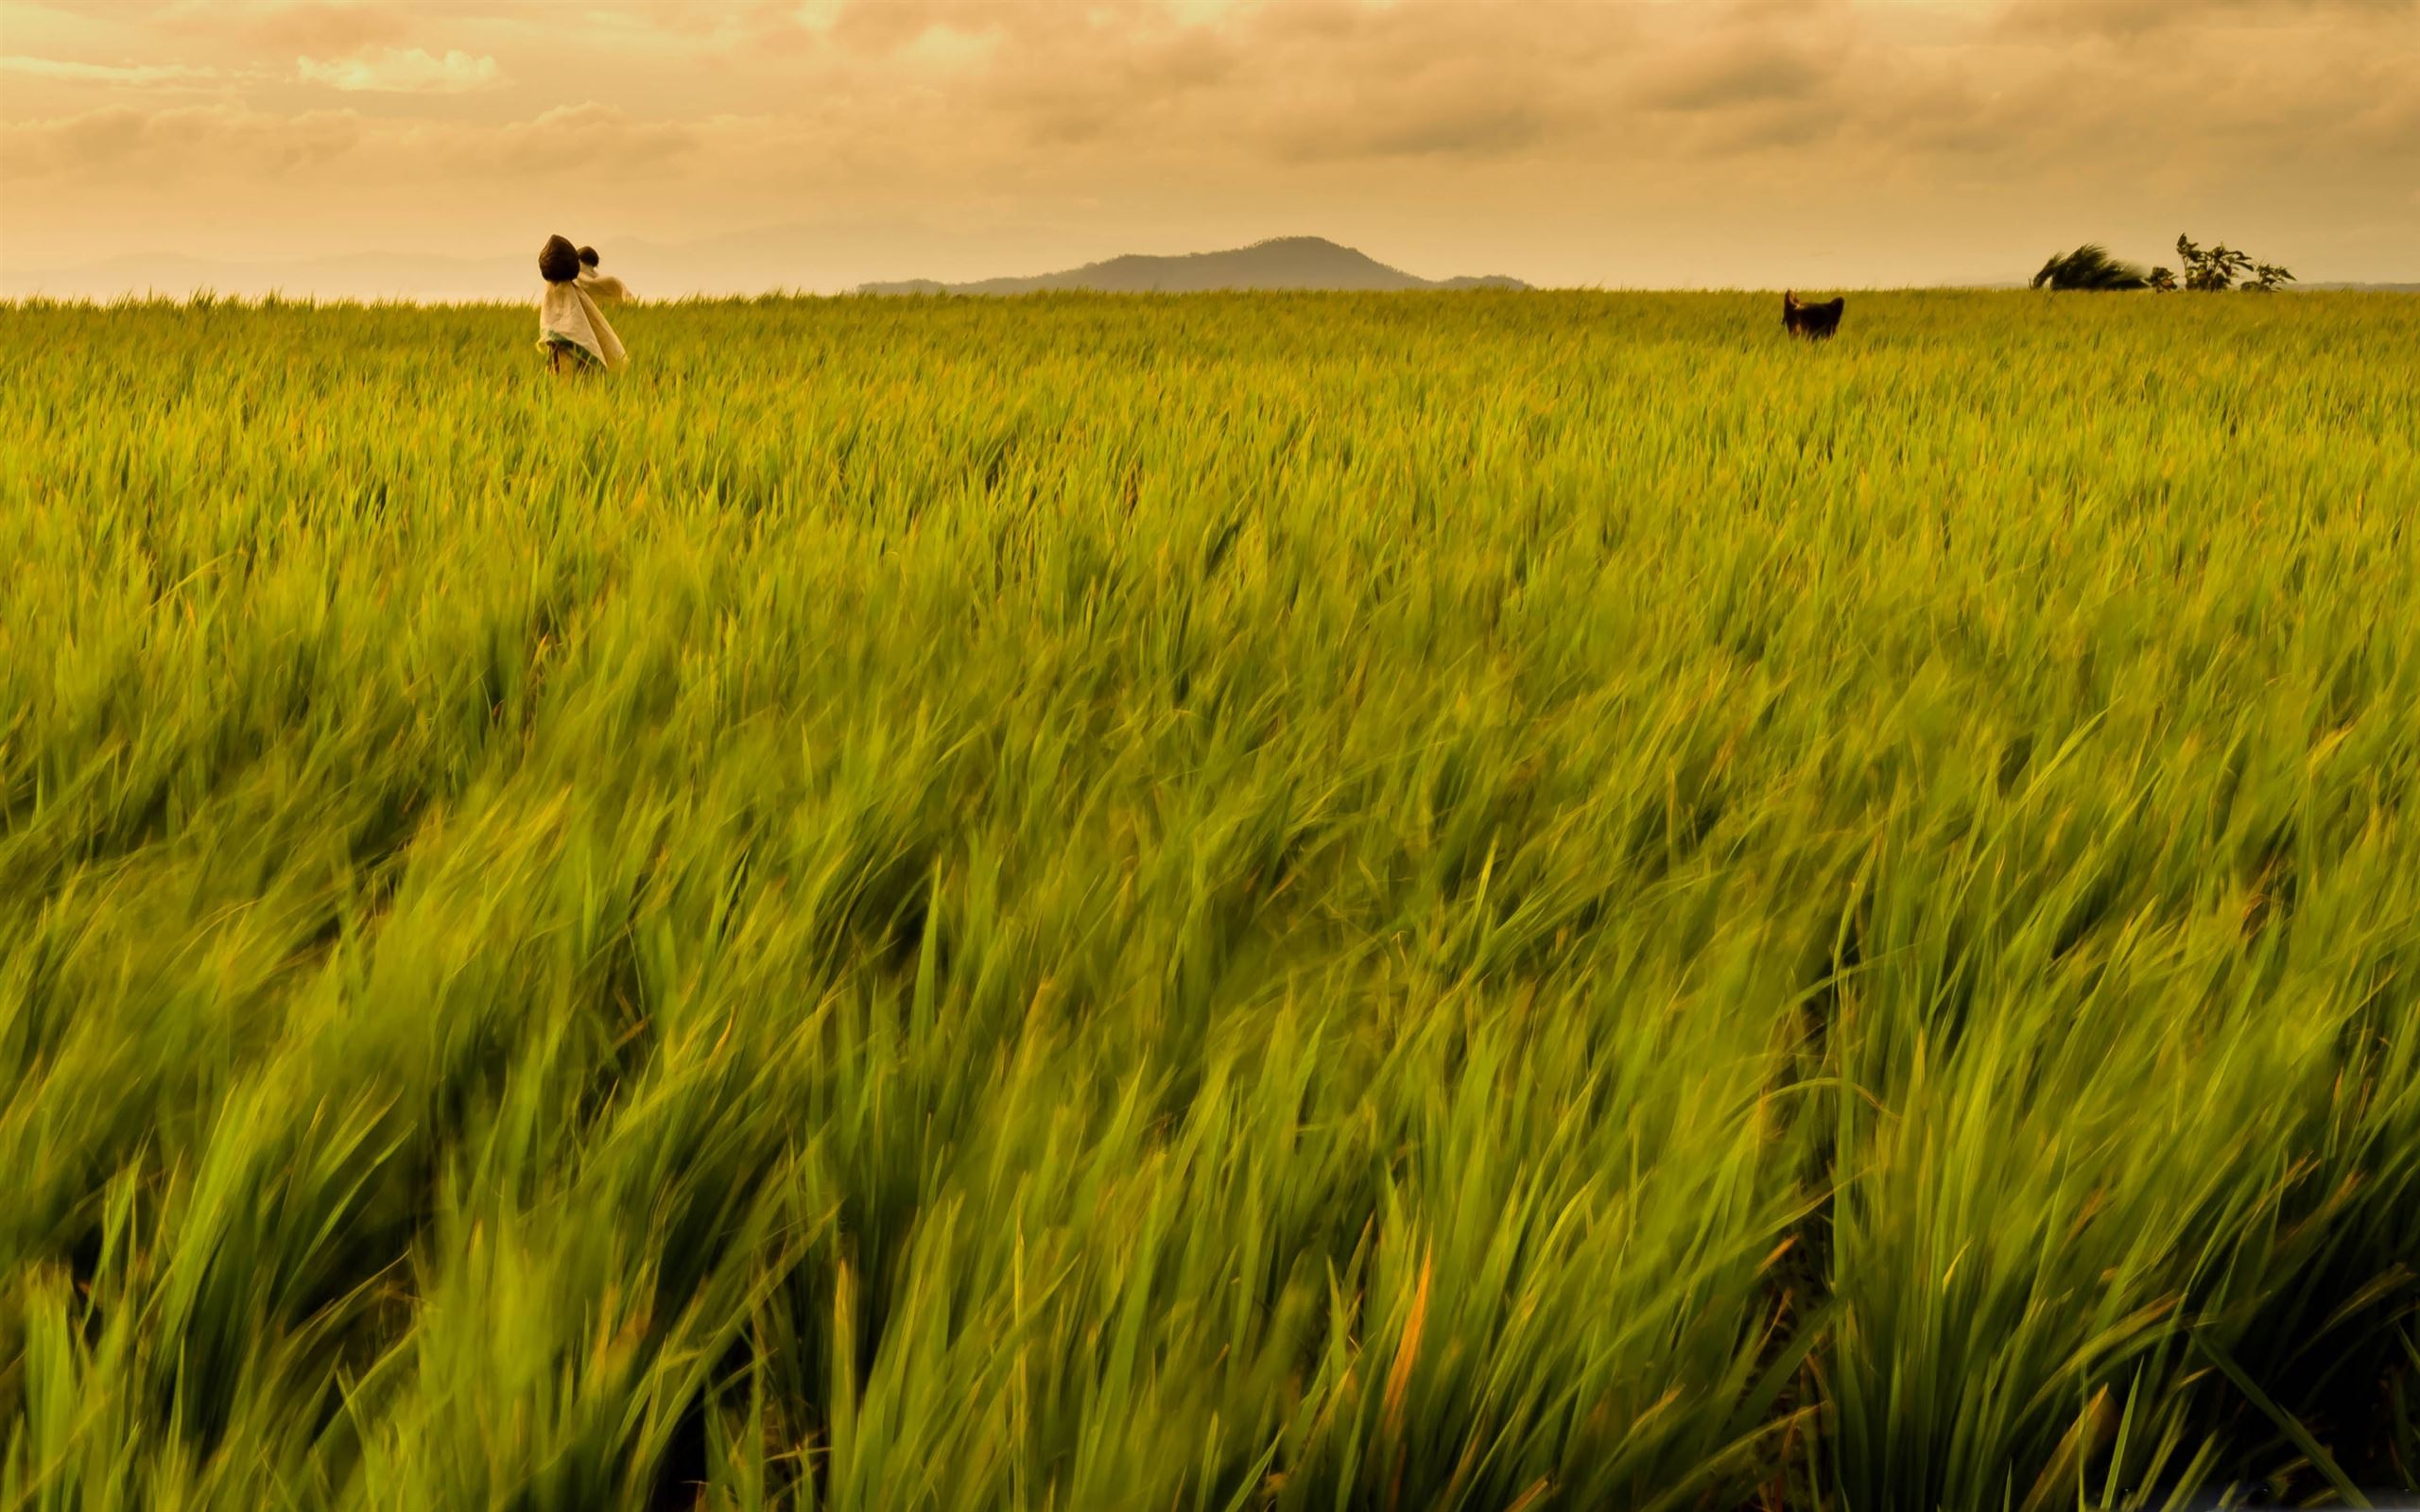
[[2, 289, 2416, 1509]]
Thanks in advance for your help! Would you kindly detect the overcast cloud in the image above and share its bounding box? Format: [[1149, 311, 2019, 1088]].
[[2, 0, 2413, 294]]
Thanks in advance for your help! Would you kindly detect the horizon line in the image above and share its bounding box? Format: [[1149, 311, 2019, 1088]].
[[13, 284, 2419, 311]]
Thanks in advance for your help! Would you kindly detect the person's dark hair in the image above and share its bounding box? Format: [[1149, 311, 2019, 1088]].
[[539, 234, 580, 284], [578, 246, 599, 269]]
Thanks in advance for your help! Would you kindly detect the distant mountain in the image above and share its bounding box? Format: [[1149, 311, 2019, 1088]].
[[2301, 282, 2420, 292], [858, 236, 1528, 295]]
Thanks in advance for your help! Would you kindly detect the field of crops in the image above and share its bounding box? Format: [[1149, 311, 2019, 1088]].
[[3, 289, 2417, 1509]]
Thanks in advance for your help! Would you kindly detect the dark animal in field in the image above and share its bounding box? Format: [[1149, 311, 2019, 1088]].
[[1783, 290, 1844, 340]]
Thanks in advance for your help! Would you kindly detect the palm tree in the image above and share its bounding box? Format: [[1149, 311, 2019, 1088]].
[[2031, 244, 2152, 290]]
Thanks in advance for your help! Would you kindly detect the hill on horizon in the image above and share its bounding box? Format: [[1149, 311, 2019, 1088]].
[[858, 236, 1528, 295]]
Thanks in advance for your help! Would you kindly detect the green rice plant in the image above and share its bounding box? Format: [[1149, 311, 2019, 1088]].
[[1, 288, 2414, 1510]]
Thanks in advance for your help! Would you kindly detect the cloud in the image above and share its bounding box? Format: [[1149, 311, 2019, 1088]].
[[14, 0, 2411, 186], [1347, 97, 1555, 159], [28, 0, 416, 52], [967, 23, 1243, 147], [0, 56, 220, 87], [914, 0, 1627, 162], [1264, 81, 1563, 163], [699, 0, 2419, 189], [245, 2, 415, 56], [418, 102, 701, 173], [1995, 0, 2420, 37], [0, 98, 706, 191], [6, 0, 2415, 287], [2, 106, 152, 178], [1, 102, 370, 180], [296, 46, 503, 93], [1634, 38, 1835, 113]]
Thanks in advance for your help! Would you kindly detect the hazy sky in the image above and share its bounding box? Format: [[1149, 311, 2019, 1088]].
[[3, 0, 2415, 295]]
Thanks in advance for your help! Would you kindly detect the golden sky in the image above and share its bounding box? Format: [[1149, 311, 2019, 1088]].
[[3, 0, 2415, 295]]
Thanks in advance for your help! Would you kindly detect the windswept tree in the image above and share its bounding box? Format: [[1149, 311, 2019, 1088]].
[[2246, 261, 2297, 292], [2177, 234, 2261, 291], [2145, 266, 2178, 291], [2031, 244, 2152, 290]]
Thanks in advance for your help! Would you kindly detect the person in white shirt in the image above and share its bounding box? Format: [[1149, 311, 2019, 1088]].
[[537, 234, 626, 376], [576, 246, 635, 303]]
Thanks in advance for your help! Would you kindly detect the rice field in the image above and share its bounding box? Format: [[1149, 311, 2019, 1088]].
[[2, 288, 2417, 1510]]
